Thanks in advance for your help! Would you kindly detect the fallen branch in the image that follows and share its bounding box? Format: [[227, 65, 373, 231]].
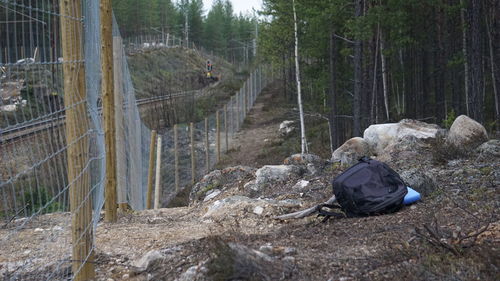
[[274, 195, 337, 220]]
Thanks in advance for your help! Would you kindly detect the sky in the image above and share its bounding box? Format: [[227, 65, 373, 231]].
[[202, 0, 263, 15]]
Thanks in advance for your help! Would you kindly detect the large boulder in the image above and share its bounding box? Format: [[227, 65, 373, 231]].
[[364, 119, 441, 155], [255, 165, 303, 187], [331, 137, 371, 166], [189, 166, 255, 202], [446, 115, 488, 152]]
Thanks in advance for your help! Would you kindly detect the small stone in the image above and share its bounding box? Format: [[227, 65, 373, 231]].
[[203, 189, 221, 202], [34, 228, 44, 232], [283, 247, 297, 255], [122, 274, 130, 279], [259, 245, 274, 255], [253, 206, 264, 215], [292, 180, 310, 190]]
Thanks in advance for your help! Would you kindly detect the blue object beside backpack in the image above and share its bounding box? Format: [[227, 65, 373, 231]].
[[403, 187, 421, 205]]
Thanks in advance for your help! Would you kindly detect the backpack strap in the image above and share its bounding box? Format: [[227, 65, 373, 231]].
[[316, 204, 346, 222]]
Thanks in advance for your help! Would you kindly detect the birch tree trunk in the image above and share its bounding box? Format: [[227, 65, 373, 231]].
[[293, 0, 308, 154], [380, 30, 390, 121]]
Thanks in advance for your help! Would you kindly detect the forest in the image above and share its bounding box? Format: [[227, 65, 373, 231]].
[[113, 0, 258, 62], [113, 0, 499, 149], [260, 0, 499, 147]]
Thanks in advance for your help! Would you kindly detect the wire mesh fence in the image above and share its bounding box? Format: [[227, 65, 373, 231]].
[[0, 0, 103, 279], [151, 65, 271, 208], [0, 0, 271, 279]]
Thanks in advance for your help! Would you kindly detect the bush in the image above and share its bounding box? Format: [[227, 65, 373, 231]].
[[23, 187, 63, 215]]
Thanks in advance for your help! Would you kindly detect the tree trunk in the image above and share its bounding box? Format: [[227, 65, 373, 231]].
[[328, 31, 339, 150], [435, 5, 446, 124], [292, 0, 308, 154], [487, 0, 500, 130], [353, 0, 363, 136], [465, 0, 484, 123], [380, 30, 390, 121]]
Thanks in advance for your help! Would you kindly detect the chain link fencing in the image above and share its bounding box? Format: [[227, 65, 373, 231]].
[[0, 0, 271, 279]]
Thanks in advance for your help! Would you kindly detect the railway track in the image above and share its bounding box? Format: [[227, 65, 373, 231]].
[[0, 90, 201, 144]]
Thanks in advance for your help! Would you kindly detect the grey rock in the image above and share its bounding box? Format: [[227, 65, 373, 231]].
[[203, 189, 221, 202], [364, 119, 441, 155], [446, 115, 488, 151], [190, 166, 255, 202], [475, 139, 500, 158], [131, 250, 165, 273], [332, 137, 372, 166], [175, 263, 208, 281], [279, 120, 295, 137], [400, 168, 438, 196], [255, 165, 303, 188]]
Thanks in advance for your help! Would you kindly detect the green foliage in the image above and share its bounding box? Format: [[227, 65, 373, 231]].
[[113, 0, 257, 62], [443, 109, 456, 129], [23, 187, 62, 216]]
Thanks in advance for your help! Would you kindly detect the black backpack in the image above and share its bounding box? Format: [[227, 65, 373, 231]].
[[318, 157, 407, 219]]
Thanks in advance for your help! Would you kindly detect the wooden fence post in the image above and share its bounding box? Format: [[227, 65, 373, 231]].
[[101, 0, 117, 223], [113, 36, 127, 211], [146, 130, 157, 209], [174, 124, 180, 193], [216, 111, 221, 162], [154, 136, 162, 209], [190, 122, 196, 185], [205, 118, 210, 172], [59, 0, 95, 279]]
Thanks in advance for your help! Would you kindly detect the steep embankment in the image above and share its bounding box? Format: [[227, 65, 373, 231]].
[[127, 47, 234, 99]]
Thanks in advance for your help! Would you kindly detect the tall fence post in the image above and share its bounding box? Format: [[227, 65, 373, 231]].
[[113, 36, 127, 211], [216, 111, 221, 162], [224, 105, 228, 152], [59, 0, 95, 279], [190, 122, 196, 185], [101, 0, 117, 223], [174, 124, 180, 193], [146, 130, 157, 209], [205, 118, 210, 172], [154, 136, 162, 209]]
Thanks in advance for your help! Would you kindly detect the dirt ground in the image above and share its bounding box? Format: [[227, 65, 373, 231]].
[[217, 81, 295, 168], [1, 81, 499, 281]]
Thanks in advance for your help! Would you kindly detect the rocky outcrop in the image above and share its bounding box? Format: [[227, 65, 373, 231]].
[[202, 195, 302, 219], [283, 153, 324, 175], [475, 139, 500, 159], [189, 166, 255, 203], [400, 168, 438, 196], [255, 165, 303, 188], [331, 137, 371, 166], [446, 115, 488, 152], [364, 119, 441, 155]]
